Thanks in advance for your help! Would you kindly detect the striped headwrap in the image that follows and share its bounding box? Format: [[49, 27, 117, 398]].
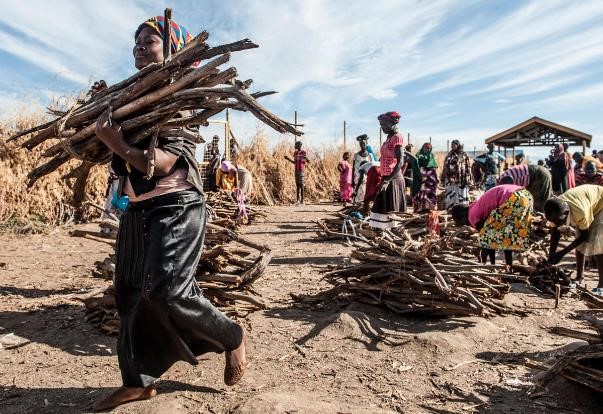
[[135, 16, 193, 53]]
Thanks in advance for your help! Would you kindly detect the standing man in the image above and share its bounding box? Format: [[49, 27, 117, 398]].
[[285, 141, 309, 204], [475, 143, 505, 191]]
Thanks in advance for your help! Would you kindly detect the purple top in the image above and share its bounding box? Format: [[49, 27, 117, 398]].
[[468, 184, 523, 228]]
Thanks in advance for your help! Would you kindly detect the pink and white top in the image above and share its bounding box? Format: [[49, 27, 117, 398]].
[[379, 133, 404, 176], [124, 168, 193, 203], [499, 165, 529, 187], [468, 184, 522, 228]]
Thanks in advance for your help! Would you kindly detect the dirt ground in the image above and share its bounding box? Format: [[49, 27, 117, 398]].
[[1, 204, 603, 414]]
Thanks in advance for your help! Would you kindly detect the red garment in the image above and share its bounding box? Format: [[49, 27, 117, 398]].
[[576, 172, 603, 186], [338, 160, 353, 202], [364, 165, 382, 202], [379, 133, 404, 176], [468, 184, 523, 229], [293, 149, 306, 171]]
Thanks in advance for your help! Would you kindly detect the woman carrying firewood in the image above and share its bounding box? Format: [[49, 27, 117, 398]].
[[369, 111, 406, 229], [449, 184, 534, 266], [92, 16, 246, 411]]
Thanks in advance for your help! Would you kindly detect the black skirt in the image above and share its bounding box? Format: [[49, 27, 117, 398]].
[[369, 171, 406, 229], [115, 189, 243, 388]]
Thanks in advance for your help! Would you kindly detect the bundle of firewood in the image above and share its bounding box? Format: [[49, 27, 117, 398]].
[[533, 317, 603, 393], [316, 209, 574, 296], [299, 212, 526, 317], [82, 222, 271, 334], [8, 23, 301, 193], [206, 191, 266, 228]]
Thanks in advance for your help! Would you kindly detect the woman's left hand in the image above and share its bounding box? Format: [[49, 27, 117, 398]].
[[95, 107, 124, 149]]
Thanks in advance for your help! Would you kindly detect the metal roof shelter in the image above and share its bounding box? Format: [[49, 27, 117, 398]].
[[485, 117, 592, 153]]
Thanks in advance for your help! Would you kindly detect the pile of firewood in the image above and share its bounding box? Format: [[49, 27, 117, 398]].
[[300, 209, 579, 317], [300, 212, 522, 317], [8, 16, 301, 200], [533, 317, 603, 393], [81, 221, 271, 334], [206, 191, 266, 228]]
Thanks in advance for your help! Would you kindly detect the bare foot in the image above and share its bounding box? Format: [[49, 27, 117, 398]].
[[93, 385, 156, 412], [224, 330, 247, 386]]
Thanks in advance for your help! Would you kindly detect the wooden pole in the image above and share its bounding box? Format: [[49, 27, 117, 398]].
[[447, 140, 450, 152], [225, 108, 230, 159], [583, 139, 587, 155], [343, 120, 347, 150], [512, 147, 516, 165], [294, 110, 298, 143], [408, 133, 410, 146], [163, 8, 172, 62]]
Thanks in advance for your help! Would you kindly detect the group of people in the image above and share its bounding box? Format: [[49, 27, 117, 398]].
[[333, 111, 603, 299]]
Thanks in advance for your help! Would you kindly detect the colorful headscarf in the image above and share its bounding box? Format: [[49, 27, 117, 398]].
[[377, 111, 401, 125], [220, 160, 235, 173], [417, 143, 438, 169], [135, 16, 193, 53]]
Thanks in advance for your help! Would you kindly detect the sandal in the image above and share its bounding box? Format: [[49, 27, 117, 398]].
[[224, 332, 247, 386]]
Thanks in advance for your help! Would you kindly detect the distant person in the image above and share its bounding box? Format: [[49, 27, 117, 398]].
[[450, 184, 533, 266], [208, 146, 221, 192], [338, 152, 353, 202], [515, 153, 525, 165], [573, 152, 585, 175], [236, 164, 253, 197], [498, 164, 552, 212], [442, 139, 472, 209], [369, 111, 406, 229], [597, 150, 603, 164], [352, 135, 376, 203], [576, 161, 603, 186], [537, 159, 545, 167], [412, 143, 439, 212], [216, 160, 237, 191], [284, 141, 309, 204], [550, 144, 574, 193], [475, 143, 505, 191], [545, 185, 603, 293], [354, 160, 380, 207]]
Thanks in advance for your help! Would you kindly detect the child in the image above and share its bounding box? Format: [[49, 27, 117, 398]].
[[544, 184, 603, 293], [338, 152, 353, 202], [285, 141, 309, 204]]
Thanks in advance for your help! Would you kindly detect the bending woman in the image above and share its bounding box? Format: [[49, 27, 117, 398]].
[[449, 184, 533, 266], [93, 16, 246, 411]]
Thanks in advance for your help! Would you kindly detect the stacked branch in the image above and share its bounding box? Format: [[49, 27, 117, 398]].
[[206, 191, 266, 229], [300, 211, 523, 317], [81, 214, 271, 334], [535, 317, 603, 393], [316, 208, 573, 297], [8, 31, 301, 196]]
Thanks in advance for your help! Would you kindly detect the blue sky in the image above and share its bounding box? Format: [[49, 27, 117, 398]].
[[1, 0, 602, 160]]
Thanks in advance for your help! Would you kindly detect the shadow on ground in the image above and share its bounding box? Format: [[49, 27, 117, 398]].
[[265, 302, 476, 352], [0, 286, 82, 299], [0, 303, 113, 357], [0, 380, 222, 414]]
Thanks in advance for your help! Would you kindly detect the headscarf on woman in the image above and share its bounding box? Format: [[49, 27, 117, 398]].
[[417, 143, 438, 169], [377, 111, 401, 125], [135, 16, 193, 53], [412, 143, 439, 211]]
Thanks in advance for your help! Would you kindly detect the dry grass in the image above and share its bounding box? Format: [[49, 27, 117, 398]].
[[0, 106, 107, 232], [237, 132, 341, 204]]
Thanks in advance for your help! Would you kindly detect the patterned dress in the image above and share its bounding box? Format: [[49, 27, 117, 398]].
[[443, 149, 471, 209]]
